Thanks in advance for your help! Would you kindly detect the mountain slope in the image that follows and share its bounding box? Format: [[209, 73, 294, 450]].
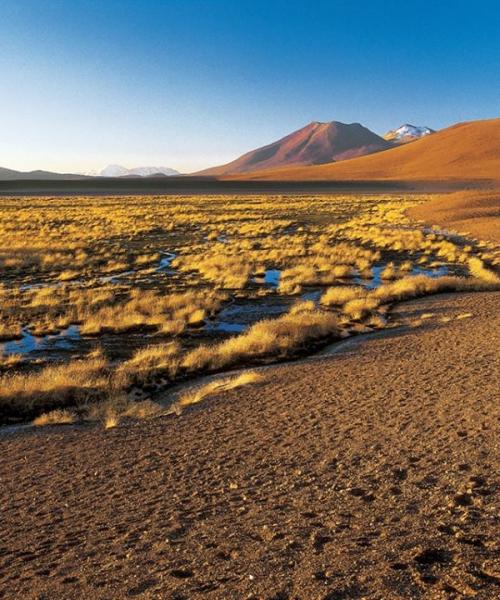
[[199, 121, 392, 175], [384, 124, 434, 143], [226, 119, 500, 181], [0, 167, 86, 181]]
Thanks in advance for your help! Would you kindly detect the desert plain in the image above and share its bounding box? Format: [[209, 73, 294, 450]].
[[0, 189, 498, 599]]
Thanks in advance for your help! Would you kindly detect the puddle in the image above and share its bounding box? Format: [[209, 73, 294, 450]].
[[356, 264, 449, 290], [0, 325, 81, 356], [157, 251, 177, 271], [254, 269, 281, 287], [301, 290, 322, 303], [205, 296, 292, 334], [205, 321, 246, 333], [264, 269, 281, 286], [3, 257, 455, 365]]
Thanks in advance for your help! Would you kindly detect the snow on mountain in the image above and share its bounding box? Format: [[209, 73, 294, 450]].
[[384, 124, 435, 143], [100, 165, 180, 177]]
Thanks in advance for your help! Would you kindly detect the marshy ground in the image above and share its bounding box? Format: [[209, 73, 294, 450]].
[[1, 193, 498, 424]]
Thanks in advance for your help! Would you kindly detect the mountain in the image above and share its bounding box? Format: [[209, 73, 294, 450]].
[[384, 124, 435, 143], [0, 167, 86, 181], [198, 121, 392, 175], [225, 119, 500, 181], [100, 165, 180, 177], [0, 164, 181, 180]]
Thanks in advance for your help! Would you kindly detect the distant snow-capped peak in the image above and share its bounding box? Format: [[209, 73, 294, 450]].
[[100, 164, 180, 177], [384, 124, 435, 142], [95, 165, 179, 177]]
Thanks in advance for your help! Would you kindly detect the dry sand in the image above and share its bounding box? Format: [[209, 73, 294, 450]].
[[408, 191, 500, 243], [1, 292, 499, 599]]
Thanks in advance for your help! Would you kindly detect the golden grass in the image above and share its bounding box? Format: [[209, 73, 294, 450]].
[[1, 193, 498, 422], [343, 297, 381, 320], [0, 350, 109, 417], [115, 342, 181, 386], [468, 257, 500, 284], [174, 371, 264, 412], [182, 307, 340, 372], [0, 353, 23, 368], [79, 290, 223, 336], [320, 286, 366, 306], [33, 409, 76, 426], [104, 410, 120, 429], [0, 322, 23, 341]]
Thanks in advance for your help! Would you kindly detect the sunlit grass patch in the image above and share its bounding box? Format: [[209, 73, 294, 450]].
[[174, 371, 264, 412], [115, 342, 181, 387], [320, 286, 366, 306], [182, 307, 340, 372], [1, 192, 498, 424], [0, 350, 109, 420], [33, 409, 76, 427], [468, 257, 500, 284]]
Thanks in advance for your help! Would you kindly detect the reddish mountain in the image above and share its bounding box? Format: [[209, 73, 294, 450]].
[[226, 118, 500, 181], [198, 121, 392, 175]]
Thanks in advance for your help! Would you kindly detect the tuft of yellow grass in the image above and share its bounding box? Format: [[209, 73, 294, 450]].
[[343, 297, 381, 320], [0, 353, 23, 368], [468, 257, 500, 284], [0, 322, 23, 341], [33, 409, 76, 426], [174, 371, 264, 412], [320, 286, 365, 306], [182, 307, 340, 372], [0, 350, 109, 418], [104, 410, 120, 429], [115, 342, 181, 387]]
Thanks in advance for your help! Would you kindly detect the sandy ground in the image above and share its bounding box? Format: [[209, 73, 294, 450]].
[[0, 292, 499, 600], [408, 191, 500, 243]]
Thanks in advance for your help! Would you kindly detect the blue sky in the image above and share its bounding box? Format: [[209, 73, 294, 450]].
[[1, 0, 499, 173]]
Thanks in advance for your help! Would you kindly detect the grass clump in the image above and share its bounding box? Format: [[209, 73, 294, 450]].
[[320, 286, 365, 306], [33, 409, 76, 426], [173, 371, 264, 413], [182, 307, 340, 372], [468, 257, 500, 283], [115, 342, 181, 387], [343, 297, 381, 320], [0, 350, 109, 421]]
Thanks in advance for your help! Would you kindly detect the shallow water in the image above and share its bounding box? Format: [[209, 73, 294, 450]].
[[355, 264, 449, 290], [157, 251, 177, 271], [0, 325, 81, 356], [264, 269, 281, 286], [301, 290, 322, 303], [2, 260, 454, 361], [204, 296, 292, 334], [253, 268, 281, 287], [205, 321, 247, 333]]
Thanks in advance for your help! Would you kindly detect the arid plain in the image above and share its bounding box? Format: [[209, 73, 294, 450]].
[[0, 190, 499, 599]]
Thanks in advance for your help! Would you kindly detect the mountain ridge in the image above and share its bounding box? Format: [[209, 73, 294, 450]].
[[0, 167, 87, 181], [223, 118, 500, 181], [198, 121, 392, 175]]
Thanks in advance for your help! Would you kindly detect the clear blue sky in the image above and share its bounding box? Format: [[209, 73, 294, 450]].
[[1, 0, 499, 173]]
